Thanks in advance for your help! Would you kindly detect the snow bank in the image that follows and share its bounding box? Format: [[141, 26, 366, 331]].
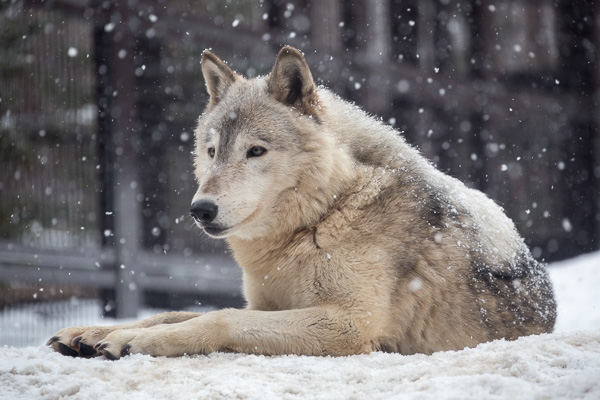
[[1, 331, 599, 400], [1, 251, 599, 400], [550, 251, 600, 333]]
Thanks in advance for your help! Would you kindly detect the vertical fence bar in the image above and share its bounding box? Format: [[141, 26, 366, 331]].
[[593, 1, 600, 252], [363, 0, 392, 114], [93, 1, 141, 318]]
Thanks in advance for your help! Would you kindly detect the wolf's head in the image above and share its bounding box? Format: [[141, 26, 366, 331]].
[[191, 47, 353, 240]]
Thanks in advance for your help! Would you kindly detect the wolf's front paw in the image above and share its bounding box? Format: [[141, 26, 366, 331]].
[[96, 328, 179, 359], [95, 325, 204, 359], [47, 326, 112, 358]]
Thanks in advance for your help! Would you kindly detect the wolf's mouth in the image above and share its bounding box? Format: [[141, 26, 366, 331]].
[[202, 225, 228, 237]]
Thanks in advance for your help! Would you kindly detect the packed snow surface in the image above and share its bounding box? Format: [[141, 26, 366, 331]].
[[1, 252, 599, 400]]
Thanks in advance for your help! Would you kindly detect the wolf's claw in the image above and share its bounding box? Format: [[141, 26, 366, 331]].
[[120, 344, 131, 357], [46, 336, 59, 346], [71, 336, 82, 346]]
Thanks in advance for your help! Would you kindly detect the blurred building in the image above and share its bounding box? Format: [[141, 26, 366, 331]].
[[0, 0, 598, 316]]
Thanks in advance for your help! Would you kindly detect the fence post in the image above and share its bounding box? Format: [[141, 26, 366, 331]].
[[594, 1, 600, 252], [94, 2, 141, 318], [363, 0, 392, 115]]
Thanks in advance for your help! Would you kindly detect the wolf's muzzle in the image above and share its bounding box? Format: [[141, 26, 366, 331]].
[[190, 200, 218, 224]]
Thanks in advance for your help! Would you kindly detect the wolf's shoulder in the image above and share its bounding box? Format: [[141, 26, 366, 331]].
[[318, 88, 425, 171]]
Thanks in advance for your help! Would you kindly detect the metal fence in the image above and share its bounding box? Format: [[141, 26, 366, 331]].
[[0, 298, 106, 347], [0, 0, 249, 318], [1, 0, 598, 318]]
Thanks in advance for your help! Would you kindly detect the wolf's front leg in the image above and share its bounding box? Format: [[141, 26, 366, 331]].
[[46, 311, 202, 358], [95, 306, 371, 359]]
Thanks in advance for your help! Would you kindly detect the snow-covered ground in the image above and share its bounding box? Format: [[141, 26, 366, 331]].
[[1, 251, 599, 400]]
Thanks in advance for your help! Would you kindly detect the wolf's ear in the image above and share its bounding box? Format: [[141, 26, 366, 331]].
[[201, 50, 239, 106], [268, 46, 319, 117]]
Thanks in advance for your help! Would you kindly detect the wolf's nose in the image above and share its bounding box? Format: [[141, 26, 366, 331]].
[[190, 200, 218, 223]]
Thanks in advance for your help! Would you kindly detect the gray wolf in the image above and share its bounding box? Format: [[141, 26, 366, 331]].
[[48, 46, 556, 359]]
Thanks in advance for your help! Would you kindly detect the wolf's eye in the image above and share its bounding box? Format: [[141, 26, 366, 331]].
[[208, 147, 215, 159], [247, 146, 267, 158]]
